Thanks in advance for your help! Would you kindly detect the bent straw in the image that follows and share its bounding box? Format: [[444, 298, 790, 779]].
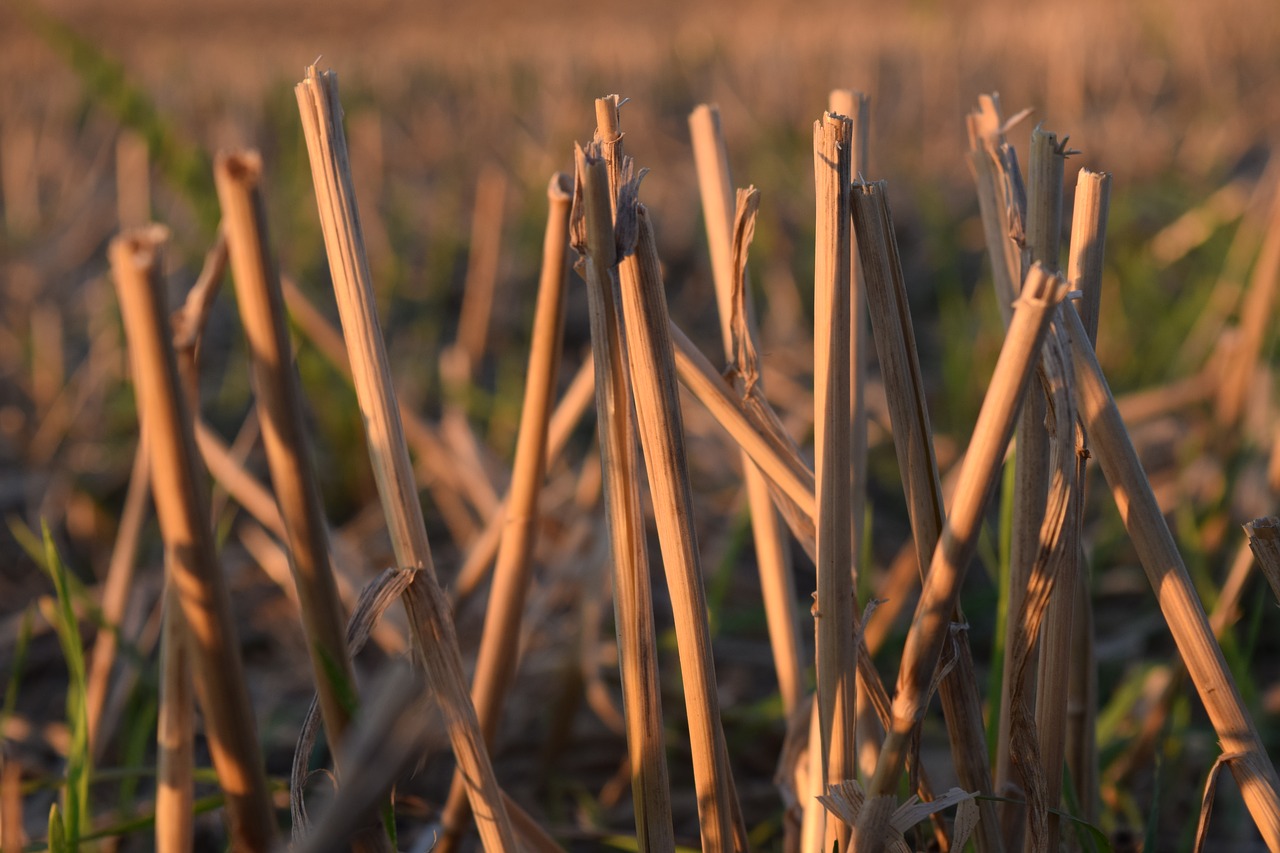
[[215, 152, 359, 776], [575, 146, 675, 852], [690, 103, 804, 719], [296, 65, 517, 850], [1062, 304, 1280, 850], [855, 264, 1065, 853], [110, 227, 276, 851], [852, 180, 1003, 853], [436, 173, 574, 848]]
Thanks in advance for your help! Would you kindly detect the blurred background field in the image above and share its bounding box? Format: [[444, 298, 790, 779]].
[[2, 0, 1280, 848]]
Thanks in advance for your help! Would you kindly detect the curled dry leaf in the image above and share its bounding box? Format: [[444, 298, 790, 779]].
[[291, 567, 415, 839], [819, 780, 979, 852]]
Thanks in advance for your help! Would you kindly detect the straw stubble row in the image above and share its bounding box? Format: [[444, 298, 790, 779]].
[[105, 71, 1280, 853]]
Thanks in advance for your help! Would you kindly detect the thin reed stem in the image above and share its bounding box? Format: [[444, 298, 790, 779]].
[[453, 164, 508, 378], [625, 205, 748, 852], [85, 429, 150, 759]]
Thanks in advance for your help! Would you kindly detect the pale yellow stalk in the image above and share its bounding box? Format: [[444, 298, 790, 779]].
[[852, 180, 1003, 853], [690, 103, 804, 719], [812, 111, 856, 853], [110, 226, 276, 851], [451, 358, 596, 605], [1246, 517, 1280, 604], [856, 264, 1065, 853], [295, 65, 517, 850], [575, 147, 675, 852], [608, 153, 745, 849], [155, 580, 193, 853], [215, 151, 360, 775], [436, 174, 574, 849], [1063, 303, 1280, 851], [829, 87, 881, 781], [1026, 125, 1071, 853], [1061, 167, 1111, 830]]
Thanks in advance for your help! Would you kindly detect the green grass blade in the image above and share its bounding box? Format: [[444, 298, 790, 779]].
[[23, 523, 94, 851]]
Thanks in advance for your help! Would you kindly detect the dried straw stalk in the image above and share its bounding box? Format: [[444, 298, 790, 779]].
[[813, 111, 856, 852], [574, 147, 675, 851], [215, 151, 359, 771], [829, 87, 880, 781], [610, 158, 747, 851], [155, 581, 193, 853], [690, 103, 803, 718], [1059, 166, 1111, 831], [856, 264, 1065, 853], [969, 98, 1036, 845], [436, 173, 573, 849], [1025, 126, 1073, 852], [109, 226, 276, 851], [454, 164, 508, 376], [85, 429, 150, 757], [1107, 539, 1259, 791], [1246, 517, 1280, 604], [295, 65, 517, 850], [1061, 303, 1280, 851], [967, 94, 1030, 327], [88, 232, 227, 756], [852, 180, 1003, 853], [1069, 169, 1112, 344], [1217, 174, 1280, 426]]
